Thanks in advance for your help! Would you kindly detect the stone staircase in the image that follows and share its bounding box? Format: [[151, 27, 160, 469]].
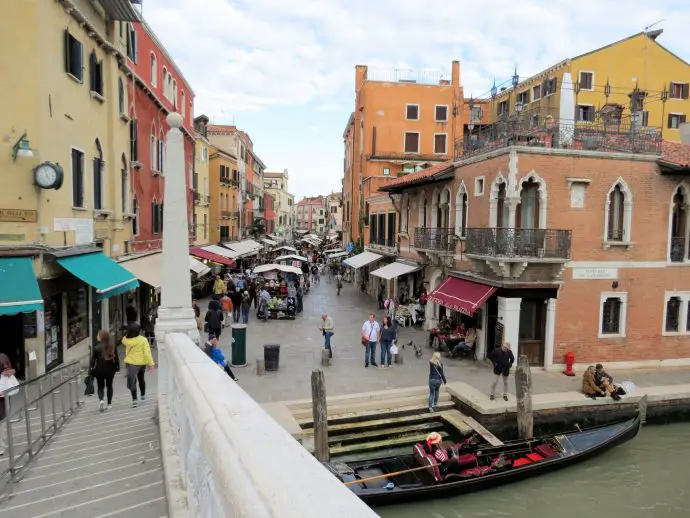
[[0, 373, 167, 518]]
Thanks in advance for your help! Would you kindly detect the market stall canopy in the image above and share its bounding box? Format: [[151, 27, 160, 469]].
[[203, 245, 240, 261], [327, 235, 338, 241], [295, 229, 309, 235], [253, 264, 303, 275], [273, 246, 297, 253], [118, 252, 162, 290], [261, 238, 278, 246], [370, 261, 421, 280], [275, 254, 309, 262], [222, 240, 262, 258], [343, 251, 383, 270], [327, 251, 349, 259], [57, 252, 139, 300], [0, 257, 44, 316], [189, 256, 211, 277], [190, 247, 236, 267], [427, 277, 496, 316], [325, 248, 345, 254], [305, 234, 322, 242]]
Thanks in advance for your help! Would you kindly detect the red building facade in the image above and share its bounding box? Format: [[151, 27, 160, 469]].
[[126, 21, 195, 252], [264, 193, 276, 234]]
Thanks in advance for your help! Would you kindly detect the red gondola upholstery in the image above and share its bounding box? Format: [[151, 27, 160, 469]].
[[413, 443, 443, 482]]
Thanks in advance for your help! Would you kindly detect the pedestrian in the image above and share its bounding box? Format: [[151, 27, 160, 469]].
[[126, 299, 138, 326], [488, 342, 515, 401], [249, 280, 258, 309], [92, 330, 120, 412], [428, 352, 447, 412], [0, 354, 19, 455], [220, 292, 233, 327], [121, 323, 155, 408], [377, 284, 385, 309], [379, 316, 397, 368], [241, 290, 251, 324], [230, 287, 242, 323], [320, 313, 335, 358], [205, 300, 223, 338], [213, 275, 226, 300], [361, 313, 380, 368], [336, 270, 343, 296], [205, 337, 238, 381]]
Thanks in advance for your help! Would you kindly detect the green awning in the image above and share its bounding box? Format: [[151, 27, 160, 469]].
[[57, 253, 139, 300], [0, 257, 43, 316]]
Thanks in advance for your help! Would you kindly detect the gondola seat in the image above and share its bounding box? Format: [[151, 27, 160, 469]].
[[413, 444, 443, 482], [535, 443, 558, 458]]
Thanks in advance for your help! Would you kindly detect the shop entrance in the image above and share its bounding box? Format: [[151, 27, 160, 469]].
[[518, 299, 546, 366], [0, 315, 25, 379]]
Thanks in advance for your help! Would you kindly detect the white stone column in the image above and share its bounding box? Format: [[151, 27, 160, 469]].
[[475, 304, 489, 360], [544, 298, 557, 369], [497, 296, 521, 357], [155, 113, 200, 345]]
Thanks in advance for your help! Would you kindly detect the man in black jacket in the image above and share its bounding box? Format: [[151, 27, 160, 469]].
[[489, 342, 515, 401]]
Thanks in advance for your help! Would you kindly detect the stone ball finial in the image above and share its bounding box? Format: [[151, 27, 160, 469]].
[[167, 112, 184, 129]]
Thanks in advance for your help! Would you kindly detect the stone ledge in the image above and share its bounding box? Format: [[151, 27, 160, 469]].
[[158, 388, 191, 518], [262, 402, 305, 443]]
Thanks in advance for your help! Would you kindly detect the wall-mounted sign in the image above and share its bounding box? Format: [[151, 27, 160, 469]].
[[572, 267, 618, 280], [54, 218, 94, 244], [0, 209, 37, 222], [0, 233, 25, 241]]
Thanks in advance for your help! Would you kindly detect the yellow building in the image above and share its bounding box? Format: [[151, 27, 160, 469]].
[[0, 0, 142, 377], [193, 116, 211, 245], [486, 30, 690, 141], [208, 146, 240, 243]]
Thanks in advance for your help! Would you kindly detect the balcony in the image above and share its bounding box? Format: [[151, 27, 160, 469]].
[[194, 191, 201, 205], [463, 227, 571, 281], [232, 210, 240, 220], [367, 236, 397, 253], [414, 227, 456, 254], [221, 210, 233, 219], [670, 237, 688, 263]]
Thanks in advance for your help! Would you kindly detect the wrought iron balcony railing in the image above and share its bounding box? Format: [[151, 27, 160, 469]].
[[464, 228, 572, 260], [670, 237, 687, 263], [414, 227, 456, 252]]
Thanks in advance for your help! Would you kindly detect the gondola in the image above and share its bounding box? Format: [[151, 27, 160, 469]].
[[329, 406, 643, 507]]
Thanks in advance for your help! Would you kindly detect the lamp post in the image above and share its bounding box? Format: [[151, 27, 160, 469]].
[[155, 113, 200, 345]]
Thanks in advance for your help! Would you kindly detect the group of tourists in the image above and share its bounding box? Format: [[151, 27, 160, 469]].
[[582, 363, 627, 401]]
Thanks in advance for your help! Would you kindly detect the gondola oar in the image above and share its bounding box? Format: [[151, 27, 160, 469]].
[[343, 465, 433, 487]]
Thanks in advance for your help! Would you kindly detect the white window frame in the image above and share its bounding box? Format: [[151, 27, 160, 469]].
[[603, 177, 633, 247], [516, 90, 530, 106], [150, 133, 157, 172], [662, 291, 690, 336], [669, 81, 689, 100], [70, 146, 86, 209], [162, 67, 169, 98], [669, 112, 685, 129], [433, 132, 448, 155], [403, 131, 420, 153], [434, 104, 449, 122], [405, 103, 420, 121], [132, 196, 139, 236], [474, 176, 485, 196], [576, 103, 596, 122], [578, 70, 594, 91], [150, 52, 157, 87], [598, 292, 628, 339], [454, 181, 469, 238]]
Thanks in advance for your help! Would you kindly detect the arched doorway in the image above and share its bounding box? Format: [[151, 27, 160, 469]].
[[670, 186, 689, 262]]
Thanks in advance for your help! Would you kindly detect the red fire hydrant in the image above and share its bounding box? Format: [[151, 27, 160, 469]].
[[562, 352, 576, 376]]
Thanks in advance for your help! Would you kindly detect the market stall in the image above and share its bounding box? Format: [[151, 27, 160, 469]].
[[252, 264, 303, 320]]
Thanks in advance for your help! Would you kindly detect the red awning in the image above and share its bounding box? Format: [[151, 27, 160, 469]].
[[427, 277, 496, 316], [190, 248, 235, 267]]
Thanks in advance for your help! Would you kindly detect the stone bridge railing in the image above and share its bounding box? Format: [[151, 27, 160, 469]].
[[158, 332, 378, 518]]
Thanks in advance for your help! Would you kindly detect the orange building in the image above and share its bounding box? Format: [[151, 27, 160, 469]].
[[342, 62, 472, 248]]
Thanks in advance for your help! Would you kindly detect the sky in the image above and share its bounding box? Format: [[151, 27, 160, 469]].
[[140, 0, 690, 200]]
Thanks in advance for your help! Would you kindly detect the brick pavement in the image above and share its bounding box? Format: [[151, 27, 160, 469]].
[[203, 279, 690, 404]]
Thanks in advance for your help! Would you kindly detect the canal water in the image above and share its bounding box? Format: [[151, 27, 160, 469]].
[[377, 424, 688, 518]]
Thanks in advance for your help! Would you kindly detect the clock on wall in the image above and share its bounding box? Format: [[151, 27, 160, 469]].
[[33, 162, 64, 190]]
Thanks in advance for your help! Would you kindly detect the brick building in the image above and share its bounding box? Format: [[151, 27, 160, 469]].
[[358, 112, 690, 370], [296, 196, 326, 233]]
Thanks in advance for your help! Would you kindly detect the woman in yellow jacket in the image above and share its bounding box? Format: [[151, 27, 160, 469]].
[[121, 322, 155, 408]]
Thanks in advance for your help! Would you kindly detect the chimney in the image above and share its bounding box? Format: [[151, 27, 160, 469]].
[[451, 61, 460, 87], [356, 65, 368, 91], [680, 122, 690, 145]]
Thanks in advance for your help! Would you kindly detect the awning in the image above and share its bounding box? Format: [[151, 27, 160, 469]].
[[203, 245, 239, 261], [273, 246, 297, 253], [327, 251, 349, 259], [253, 264, 303, 275], [427, 277, 496, 316], [370, 261, 420, 280], [326, 248, 345, 254], [190, 247, 236, 267], [189, 256, 211, 277], [222, 240, 262, 257], [261, 238, 278, 246], [118, 253, 162, 290], [343, 251, 383, 270], [57, 253, 139, 300], [274, 254, 309, 262], [0, 257, 43, 315]]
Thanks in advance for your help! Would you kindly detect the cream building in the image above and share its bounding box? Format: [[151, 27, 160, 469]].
[[264, 169, 295, 240], [0, 0, 142, 378], [193, 117, 211, 245], [326, 192, 343, 234]]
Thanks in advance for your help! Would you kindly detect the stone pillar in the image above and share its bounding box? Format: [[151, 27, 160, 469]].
[[155, 113, 200, 346], [544, 298, 557, 369], [497, 296, 521, 357]]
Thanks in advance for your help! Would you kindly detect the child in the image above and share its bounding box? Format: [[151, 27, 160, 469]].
[[204, 337, 238, 381], [220, 292, 233, 327]]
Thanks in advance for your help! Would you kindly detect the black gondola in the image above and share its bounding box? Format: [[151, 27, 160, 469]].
[[332, 409, 643, 507]]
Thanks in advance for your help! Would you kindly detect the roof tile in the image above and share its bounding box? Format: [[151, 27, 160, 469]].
[[661, 141, 690, 168], [381, 161, 454, 190]]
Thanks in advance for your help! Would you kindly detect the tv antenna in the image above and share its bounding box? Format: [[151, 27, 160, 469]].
[[644, 19, 664, 32]]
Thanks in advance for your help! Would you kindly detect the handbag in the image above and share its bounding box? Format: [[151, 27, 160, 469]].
[[361, 326, 374, 346], [0, 374, 20, 397], [84, 375, 95, 396]]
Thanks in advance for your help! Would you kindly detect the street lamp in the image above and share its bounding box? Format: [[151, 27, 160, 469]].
[[468, 95, 475, 131], [512, 67, 519, 88], [604, 79, 611, 100], [11, 132, 34, 162], [490, 80, 497, 100]]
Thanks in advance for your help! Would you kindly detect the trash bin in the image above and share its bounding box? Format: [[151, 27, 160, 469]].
[[231, 324, 248, 367], [264, 344, 280, 372]]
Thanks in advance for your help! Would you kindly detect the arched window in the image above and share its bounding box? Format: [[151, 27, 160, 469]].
[[150, 124, 157, 171], [121, 153, 129, 214], [132, 197, 139, 235], [172, 80, 178, 109], [158, 132, 165, 174], [670, 185, 690, 262], [181, 90, 186, 117], [517, 178, 540, 229], [418, 193, 427, 228], [496, 183, 507, 228], [604, 178, 632, 244], [93, 138, 104, 210], [150, 52, 157, 86], [455, 183, 468, 237], [118, 77, 125, 114]]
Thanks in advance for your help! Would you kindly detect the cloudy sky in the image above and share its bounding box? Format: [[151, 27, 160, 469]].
[[140, 0, 690, 200]]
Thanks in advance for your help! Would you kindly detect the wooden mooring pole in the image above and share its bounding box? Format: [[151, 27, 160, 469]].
[[515, 354, 533, 440], [311, 369, 329, 462]]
